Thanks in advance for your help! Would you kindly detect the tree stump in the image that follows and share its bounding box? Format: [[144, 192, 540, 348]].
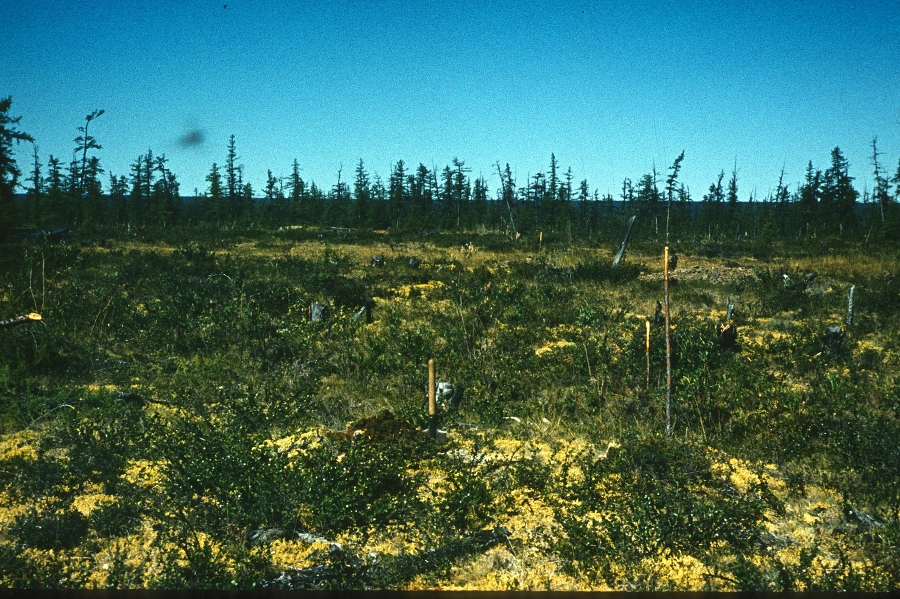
[[310, 303, 330, 322], [822, 324, 844, 355]]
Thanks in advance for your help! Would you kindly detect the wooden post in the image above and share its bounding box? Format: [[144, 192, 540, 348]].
[[664, 247, 673, 437], [645, 319, 651, 391], [428, 359, 437, 437], [847, 285, 855, 328]]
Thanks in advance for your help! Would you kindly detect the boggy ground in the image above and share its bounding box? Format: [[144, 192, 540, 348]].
[[0, 227, 897, 590]]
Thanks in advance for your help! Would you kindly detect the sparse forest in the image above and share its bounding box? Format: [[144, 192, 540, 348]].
[[2, 99, 900, 244], [1, 98, 899, 591]]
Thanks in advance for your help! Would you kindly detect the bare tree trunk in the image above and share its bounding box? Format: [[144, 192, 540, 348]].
[[612, 215, 637, 267]]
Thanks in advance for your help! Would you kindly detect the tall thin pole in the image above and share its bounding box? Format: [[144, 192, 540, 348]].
[[847, 285, 855, 328], [645, 319, 651, 391], [664, 246, 673, 436], [428, 359, 437, 437]]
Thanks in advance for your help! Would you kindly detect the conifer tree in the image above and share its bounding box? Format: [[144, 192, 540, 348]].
[[823, 146, 857, 231], [547, 153, 559, 229], [496, 162, 517, 234], [205, 162, 224, 223], [23, 144, 41, 226], [0, 96, 34, 231], [577, 179, 590, 230], [225, 135, 240, 219], [74, 109, 104, 198], [353, 159, 370, 227], [621, 177, 634, 204], [287, 159, 306, 222], [726, 163, 738, 205], [109, 173, 128, 227], [389, 160, 407, 228], [409, 163, 432, 228], [799, 161, 821, 227], [452, 158, 470, 230], [472, 175, 489, 226], [528, 171, 545, 230], [439, 165, 454, 229], [44, 155, 66, 227], [81, 155, 105, 227], [264, 169, 288, 226], [128, 154, 146, 226], [636, 172, 661, 230], [370, 174, 388, 229], [664, 151, 685, 240]]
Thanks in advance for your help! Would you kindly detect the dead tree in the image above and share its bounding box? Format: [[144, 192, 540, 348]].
[[612, 216, 637, 267]]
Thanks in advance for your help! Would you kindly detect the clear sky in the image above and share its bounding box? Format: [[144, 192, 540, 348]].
[[3, 0, 899, 201]]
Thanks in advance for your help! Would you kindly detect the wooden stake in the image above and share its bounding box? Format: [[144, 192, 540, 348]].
[[645, 319, 651, 391], [664, 247, 673, 437], [428, 359, 437, 437], [847, 285, 855, 328]]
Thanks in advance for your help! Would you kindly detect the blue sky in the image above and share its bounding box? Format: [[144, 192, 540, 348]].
[[3, 0, 899, 201]]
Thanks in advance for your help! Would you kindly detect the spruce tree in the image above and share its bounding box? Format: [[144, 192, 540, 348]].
[[109, 174, 128, 227], [23, 144, 41, 226], [353, 159, 371, 227], [128, 154, 145, 226], [74, 109, 104, 198], [389, 160, 407, 228], [452, 158, 470, 230], [0, 96, 34, 231], [205, 162, 224, 223], [225, 135, 239, 219], [44, 155, 66, 227], [799, 161, 821, 229], [288, 159, 306, 222], [823, 147, 857, 232]]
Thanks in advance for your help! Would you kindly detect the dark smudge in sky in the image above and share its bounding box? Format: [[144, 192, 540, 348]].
[[179, 129, 205, 148]]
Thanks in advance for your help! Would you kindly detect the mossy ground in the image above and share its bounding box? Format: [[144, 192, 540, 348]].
[[0, 227, 897, 590]]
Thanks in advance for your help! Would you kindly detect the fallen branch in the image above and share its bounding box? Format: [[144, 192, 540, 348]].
[[0, 313, 42, 329]]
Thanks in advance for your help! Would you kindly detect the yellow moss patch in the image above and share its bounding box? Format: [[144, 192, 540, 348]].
[[256, 429, 323, 461], [535, 340, 576, 356], [392, 280, 446, 300], [639, 550, 711, 591], [121, 459, 167, 491], [266, 538, 327, 571], [444, 546, 584, 590], [71, 482, 116, 517], [0, 429, 40, 464]]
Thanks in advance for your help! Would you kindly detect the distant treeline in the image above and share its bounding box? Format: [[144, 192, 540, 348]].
[[2, 98, 899, 242]]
